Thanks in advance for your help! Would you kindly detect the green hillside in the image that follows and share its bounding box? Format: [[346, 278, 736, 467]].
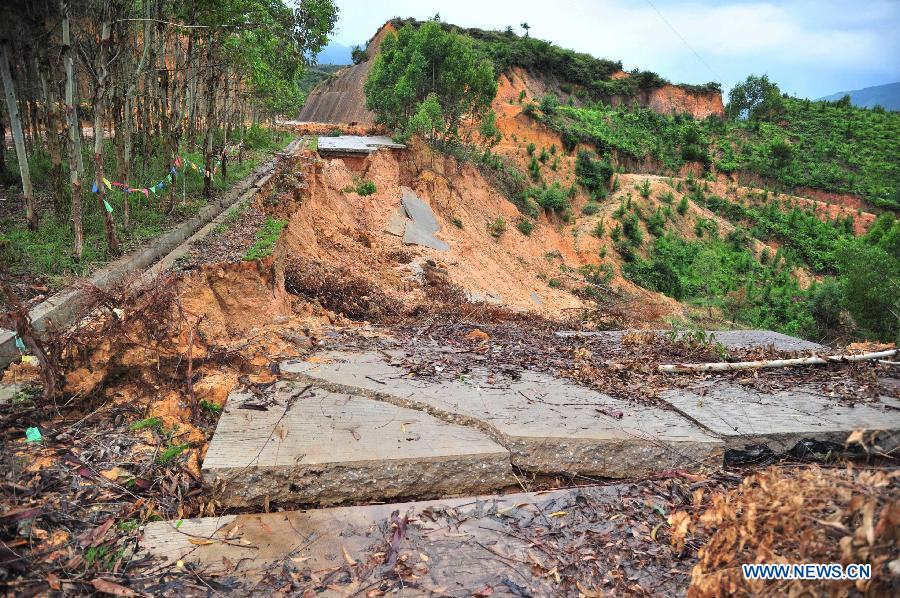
[[388, 18, 719, 103], [529, 94, 900, 210]]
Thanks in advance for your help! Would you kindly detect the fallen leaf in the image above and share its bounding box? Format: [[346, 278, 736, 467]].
[[91, 578, 136, 596], [466, 329, 490, 342], [473, 586, 494, 597], [188, 538, 215, 546], [48, 573, 60, 591], [668, 511, 691, 552], [99, 467, 128, 481], [549, 510, 568, 518], [861, 501, 875, 545], [576, 581, 604, 597], [341, 544, 357, 566]]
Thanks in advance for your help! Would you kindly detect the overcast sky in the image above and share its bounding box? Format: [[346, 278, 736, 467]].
[[326, 0, 900, 99]]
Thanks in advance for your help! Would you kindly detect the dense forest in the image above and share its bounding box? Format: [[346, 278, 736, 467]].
[[0, 0, 337, 282]]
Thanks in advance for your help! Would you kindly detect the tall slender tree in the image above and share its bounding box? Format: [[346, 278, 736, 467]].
[[0, 40, 37, 229]]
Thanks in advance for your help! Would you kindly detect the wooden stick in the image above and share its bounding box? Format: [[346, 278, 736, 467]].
[[658, 349, 898, 373]]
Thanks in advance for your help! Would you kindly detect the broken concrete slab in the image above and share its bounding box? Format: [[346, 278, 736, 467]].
[[316, 135, 405, 155], [384, 206, 408, 236], [400, 187, 439, 232], [555, 329, 824, 352], [202, 382, 513, 507], [464, 290, 503, 305], [281, 351, 723, 477], [142, 484, 670, 594], [659, 382, 900, 452], [397, 186, 450, 251], [403, 220, 450, 251]]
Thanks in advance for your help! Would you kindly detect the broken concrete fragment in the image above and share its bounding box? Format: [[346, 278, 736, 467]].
[[281, 351, 723, 477], [384, 206, 408, 236], [316, 135, 405, 155], [202, 382, 513, 507], [659, 382, 900, 452], [400, 187, 439, 232], [141, 486, 618, 594], [403, 220, 450, 251], [0, 382, 27, 405], [554, 329, 823, 352]]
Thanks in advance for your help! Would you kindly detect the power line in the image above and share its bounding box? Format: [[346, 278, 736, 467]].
[[644, 0, 723, 83]]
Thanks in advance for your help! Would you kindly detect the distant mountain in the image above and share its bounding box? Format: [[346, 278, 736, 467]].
[[818, 81, 900, 111], [315, 42, 352, 66]]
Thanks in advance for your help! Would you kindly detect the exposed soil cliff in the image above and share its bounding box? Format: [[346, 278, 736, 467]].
[[296, 23, 396, 125], [298, 22, 725, 126]]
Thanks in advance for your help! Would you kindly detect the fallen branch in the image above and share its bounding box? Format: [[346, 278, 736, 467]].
[[658, 349, 898, 373]]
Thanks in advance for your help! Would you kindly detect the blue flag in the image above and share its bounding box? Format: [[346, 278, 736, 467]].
[[91, 181, 98, 193]]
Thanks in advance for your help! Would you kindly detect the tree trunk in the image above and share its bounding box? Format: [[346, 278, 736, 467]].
[[62, 1, 84, 259], [0, 42, 37, 230], [93, 19, 120, 256], [41, 58, 67, 217], [202, 47, 217, 199]]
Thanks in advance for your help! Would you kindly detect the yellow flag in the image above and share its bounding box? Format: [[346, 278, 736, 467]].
[[103, 177, 112, 190]]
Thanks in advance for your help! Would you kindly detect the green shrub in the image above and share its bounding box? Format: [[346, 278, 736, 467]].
[[807, 278, 847, 340], [610, 223, 622, 242], [528, 156, 541, 181], [637, 179, 651, 199], [488, 216, 507, 238], [539, 147, 550, 163], [581, 202, 600, 216], [676, 196, 688, 215], [726, 226, 751, 250], [592, 218, 605, 238], [540, 94, 559, 114], [355, 179, 376, 195], [517, 217, 535, 236], [622, 212, 643, 246], [659, 191, 675, 204], [575, 150, 613, 198], [526, 142, 536, 155], [647, 209, 665, 236], [538, 183, 569, 213], [835, 239, 899, 341]]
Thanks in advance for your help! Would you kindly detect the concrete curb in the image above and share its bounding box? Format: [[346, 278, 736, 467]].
[[0, 138, 302, 370]]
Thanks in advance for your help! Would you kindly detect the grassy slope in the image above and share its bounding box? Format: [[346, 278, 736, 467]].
[[536, 98, 899, 210], [1, 126, 292, 289]]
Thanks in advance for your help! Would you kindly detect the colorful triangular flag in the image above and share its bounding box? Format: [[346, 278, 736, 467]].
[[103, 177, 112, 190], [103, 199, 113, 213], [91, 180, 98, 193]]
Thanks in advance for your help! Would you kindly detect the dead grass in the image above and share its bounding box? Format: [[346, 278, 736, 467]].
[[671, 464, 899, 597]]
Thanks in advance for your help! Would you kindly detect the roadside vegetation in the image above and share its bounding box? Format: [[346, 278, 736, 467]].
[[2, 127, 291, 288], [0, 0, 337, 290]]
